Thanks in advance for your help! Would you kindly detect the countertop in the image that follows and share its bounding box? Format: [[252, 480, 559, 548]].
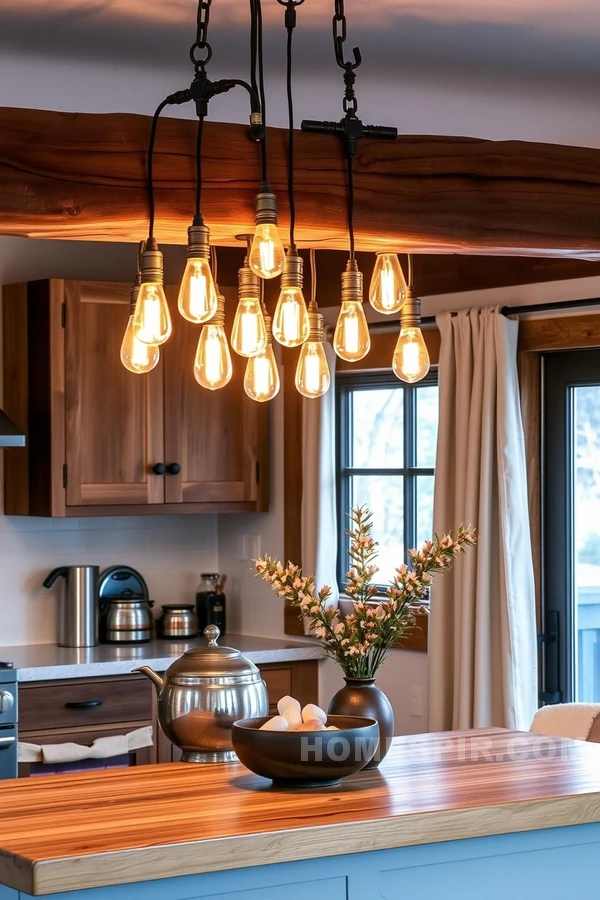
[[2, 728, 600, 895], [0, 634, 323, 682]]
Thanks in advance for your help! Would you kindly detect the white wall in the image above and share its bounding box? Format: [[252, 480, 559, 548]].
[[0, 237, 218, 648]]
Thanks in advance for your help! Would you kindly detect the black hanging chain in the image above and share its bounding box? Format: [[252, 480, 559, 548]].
[[332, 0, 361, 119], [189, 0, 213, 71]]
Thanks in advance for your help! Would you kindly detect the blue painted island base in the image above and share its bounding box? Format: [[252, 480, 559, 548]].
[[8, 823, 600, 900]]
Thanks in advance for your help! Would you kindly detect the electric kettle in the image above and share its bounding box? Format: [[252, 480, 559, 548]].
[[43, 565, 99, 648]]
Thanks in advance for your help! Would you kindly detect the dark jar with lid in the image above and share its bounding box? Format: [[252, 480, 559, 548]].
[[196, 573, 226, 635]]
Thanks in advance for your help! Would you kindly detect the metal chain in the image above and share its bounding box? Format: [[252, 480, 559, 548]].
[[332, 0, 361, 116], [189, 0, 213, 70]]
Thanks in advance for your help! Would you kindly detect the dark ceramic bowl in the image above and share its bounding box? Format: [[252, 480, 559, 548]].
[[231, 715, 379, 787]]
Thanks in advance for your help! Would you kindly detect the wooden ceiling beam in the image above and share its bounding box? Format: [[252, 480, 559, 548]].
[[2, 107, 600, 258]]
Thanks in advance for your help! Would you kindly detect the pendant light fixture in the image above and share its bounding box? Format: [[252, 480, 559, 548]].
[[296, 249, 331, 399], [369, 252, 408, 315], [193, 248, 233, 391], [244, 283, 281, 403], [392, 254, 431, 384], [231, 236, 268, 358], [121, 242, 161, 374], [272, 0, 310, 349]]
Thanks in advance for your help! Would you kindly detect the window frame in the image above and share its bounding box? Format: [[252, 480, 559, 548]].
[[335, 368, 438, 596]]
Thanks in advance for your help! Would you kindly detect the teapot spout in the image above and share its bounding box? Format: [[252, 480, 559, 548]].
[[134, 666, 164, 694]]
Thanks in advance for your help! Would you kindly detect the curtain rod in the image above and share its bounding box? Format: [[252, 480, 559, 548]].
[[368, 295, 600, 332]]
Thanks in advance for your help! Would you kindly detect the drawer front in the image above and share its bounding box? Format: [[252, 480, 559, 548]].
[[260, 667, 292, 714], [19, 676, 153, 732], [18, 722, 155, 776]]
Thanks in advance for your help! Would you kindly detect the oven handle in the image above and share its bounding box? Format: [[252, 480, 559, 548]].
[[0, 736, 15, 748]]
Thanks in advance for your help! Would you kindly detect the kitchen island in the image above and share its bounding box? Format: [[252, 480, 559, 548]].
[[2, 728, 600, 898]]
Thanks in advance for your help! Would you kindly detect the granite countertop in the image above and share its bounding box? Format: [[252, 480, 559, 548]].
[[0, 634, 323, 682]]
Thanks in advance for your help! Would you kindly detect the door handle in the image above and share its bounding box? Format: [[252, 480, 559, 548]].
[[0, 736, 15, 747], [64, 700, 103, 710]]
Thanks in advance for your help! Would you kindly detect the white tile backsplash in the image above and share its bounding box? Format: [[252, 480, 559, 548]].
[[0, 514, 218, 647]]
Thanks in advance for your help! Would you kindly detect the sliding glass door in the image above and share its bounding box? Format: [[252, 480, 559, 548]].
[[544, 350, 600, 703]]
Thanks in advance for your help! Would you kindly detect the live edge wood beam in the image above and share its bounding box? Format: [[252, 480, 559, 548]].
[[2, 107, 600, 257]]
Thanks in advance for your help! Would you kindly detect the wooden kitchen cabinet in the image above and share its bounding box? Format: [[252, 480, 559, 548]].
[[2, 279, 269, 516]]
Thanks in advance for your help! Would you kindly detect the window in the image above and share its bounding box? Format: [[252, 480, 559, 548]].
[[336, 371, 439, 592], [544, 349, 600, 703]]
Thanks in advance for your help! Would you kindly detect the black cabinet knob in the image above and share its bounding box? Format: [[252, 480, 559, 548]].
[[167, 463, 181, 475], [152, 463, 166, 475]]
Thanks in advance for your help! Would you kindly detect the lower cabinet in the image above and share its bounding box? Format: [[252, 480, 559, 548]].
[[18, 661, 320, 773]]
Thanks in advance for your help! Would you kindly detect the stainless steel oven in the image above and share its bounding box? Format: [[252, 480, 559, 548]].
[[0, 663, 17, 779]]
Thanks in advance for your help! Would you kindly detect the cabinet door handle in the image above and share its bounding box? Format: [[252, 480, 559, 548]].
[[152, 463, 166, 475], [0, 736, 15, 747], [64, 700, 103, 710], [167, 463, 181, 475]]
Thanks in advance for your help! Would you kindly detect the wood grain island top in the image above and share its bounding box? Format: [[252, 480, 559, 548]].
[[3, 728, 600, 896]]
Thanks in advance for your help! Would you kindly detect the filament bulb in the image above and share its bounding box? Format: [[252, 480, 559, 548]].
[[132, 283, 172, 346], [295, 340, 330, 399], [193, 297, 233, 391], [333, 301, 370, 362], [369, 253, 407, 315], [178, 258, 218, 324], [273, 286, 310, 347], [231, 297, 268, 358], [244, 345, 280, 402], [249, 224, 286, 280], [392, 326, 430, 383], [120, 314, 160, 374]]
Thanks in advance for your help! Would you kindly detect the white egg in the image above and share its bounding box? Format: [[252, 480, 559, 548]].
[[259, 715, 289, 732], [277, 695, 301, 715], [297, 718, 327, 732], [301, 703, 327, 724], [281, 705, 302, 730]]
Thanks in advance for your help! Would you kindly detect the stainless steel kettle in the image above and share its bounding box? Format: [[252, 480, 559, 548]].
[[43, 565, 99, 648], [136, 625, 268, 763]]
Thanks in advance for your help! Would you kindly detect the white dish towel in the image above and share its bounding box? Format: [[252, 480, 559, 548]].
[[530, 704, 600, 741], [18, 725, 153, 764]]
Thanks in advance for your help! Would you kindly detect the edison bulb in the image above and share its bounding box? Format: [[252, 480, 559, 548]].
[[132, 283, 172, 345], [369, 253, 407, 315], [120, 315, 160, 374], [393, 326, 430, 383], [249, 224, 285, 279], [231, 298, 268, 357], [193, 323, 232, 391], [333, 301, 370, 362], [244, 346, 280, 402], [295, 340, 331, 398], [177, 258, 217, 324], [273, 287, 310, 347]]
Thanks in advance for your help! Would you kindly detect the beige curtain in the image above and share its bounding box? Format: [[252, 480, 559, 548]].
[[301, 343, 338, 633], [428, 308, 538, 731]]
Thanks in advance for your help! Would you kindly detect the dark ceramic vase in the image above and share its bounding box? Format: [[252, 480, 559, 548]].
[[327, 677, 394, 768]]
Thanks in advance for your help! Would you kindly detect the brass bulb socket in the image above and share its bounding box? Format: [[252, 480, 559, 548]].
[[280, 252, 303, 290], [341, 258, 363, 304], [400, 287, 422, 329], [140, 242, 164, 285], [186, 222, 210, 260], [238, 260, 261, 299], [308, 309, 325, 343], [255, 186, 278, 226], [250, 112, 263, 127], [208, 294, 226, 328]]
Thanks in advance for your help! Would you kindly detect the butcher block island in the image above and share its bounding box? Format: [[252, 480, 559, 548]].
[[3, 729, 600, 900]]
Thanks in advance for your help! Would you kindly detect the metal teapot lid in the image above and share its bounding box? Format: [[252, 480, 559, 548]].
[[166, 625, 260, 679]]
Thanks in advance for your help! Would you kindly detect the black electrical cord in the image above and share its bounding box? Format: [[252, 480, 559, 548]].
[[194, 114, 205, 224], [147, 97, 172, 240], [286, 24, 296, 247], [256, 0, 268, 183], [347, 153, 355, 260]]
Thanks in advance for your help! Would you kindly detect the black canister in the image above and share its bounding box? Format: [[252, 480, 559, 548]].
[[196, 573, 227, 635]]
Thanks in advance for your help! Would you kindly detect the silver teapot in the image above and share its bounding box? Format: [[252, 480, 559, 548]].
[[136, 625, 268, 763]]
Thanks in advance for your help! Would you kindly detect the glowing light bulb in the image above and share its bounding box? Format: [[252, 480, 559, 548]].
[[249, 224, 286, 279], [120, 314, 160, 374], [132, 283, 172, 346], [244, 345, 280, 402], [333, 301, 370, 362], [193, 323, 232, 391], [295, 340, 331, 399], [369, 253, 407, 315], [231, 297, 268, 358], [393, 326, 430, 383], [178, 258, 217, 324], [273, 287, 310, 347]]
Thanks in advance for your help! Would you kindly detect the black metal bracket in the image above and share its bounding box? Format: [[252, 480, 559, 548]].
[[301, 117, 397, 157], [165, 71, 264, 142]]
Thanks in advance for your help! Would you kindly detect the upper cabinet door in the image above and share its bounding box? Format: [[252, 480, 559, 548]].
[[64, 281, 165, 507], [163, 286, 268, 507]]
